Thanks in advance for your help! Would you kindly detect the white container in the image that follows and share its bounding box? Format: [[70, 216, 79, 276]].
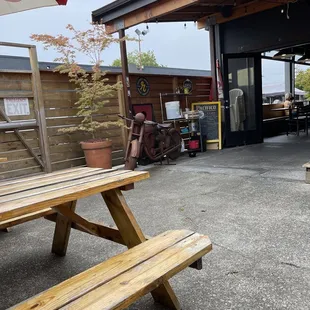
[[165, 101, 181, 120]]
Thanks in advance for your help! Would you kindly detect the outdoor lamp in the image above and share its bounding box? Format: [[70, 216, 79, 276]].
[[297, 52, 310, 63], [273, 49, 295, 59]]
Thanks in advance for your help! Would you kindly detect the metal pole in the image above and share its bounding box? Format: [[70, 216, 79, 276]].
[[118, 29, 132, 118], [138, 34, 142, 70]]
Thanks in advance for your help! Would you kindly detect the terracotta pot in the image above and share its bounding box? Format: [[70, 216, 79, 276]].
[[80, 140, 112, 169]]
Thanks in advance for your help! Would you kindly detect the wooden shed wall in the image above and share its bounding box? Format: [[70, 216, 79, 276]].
[[0, 70, 211, 180]]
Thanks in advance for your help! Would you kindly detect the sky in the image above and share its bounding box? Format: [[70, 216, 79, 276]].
[[0, 0, 284, 85]]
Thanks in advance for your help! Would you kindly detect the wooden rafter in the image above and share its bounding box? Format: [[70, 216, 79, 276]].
[[197, 0, 293, 29]]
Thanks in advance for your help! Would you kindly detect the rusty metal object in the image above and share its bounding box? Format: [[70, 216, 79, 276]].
[[119, 113, 182, 170]]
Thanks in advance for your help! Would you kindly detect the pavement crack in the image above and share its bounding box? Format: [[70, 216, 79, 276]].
[[280, 262, 300, 268]]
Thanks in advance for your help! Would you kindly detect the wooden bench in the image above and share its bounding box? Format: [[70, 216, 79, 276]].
[[11, 230, 212, 310]]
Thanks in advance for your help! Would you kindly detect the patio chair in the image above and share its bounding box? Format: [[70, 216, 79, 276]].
[[286, 105, 309, 136]]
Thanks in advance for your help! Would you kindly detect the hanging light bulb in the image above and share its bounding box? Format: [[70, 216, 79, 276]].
[[184, 23, 187, 29]]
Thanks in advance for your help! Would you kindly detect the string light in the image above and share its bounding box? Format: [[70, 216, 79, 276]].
[[184, 23, 187, 29]]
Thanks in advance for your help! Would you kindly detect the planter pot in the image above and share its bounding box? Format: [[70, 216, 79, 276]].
[[80, 140, 112, 169]]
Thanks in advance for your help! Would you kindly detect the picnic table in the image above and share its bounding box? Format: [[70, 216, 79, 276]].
[[0, 167, 212, 309]]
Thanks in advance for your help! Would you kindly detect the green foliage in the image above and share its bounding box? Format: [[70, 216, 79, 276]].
[[31, 24, 129, 139], [296, 68, 310, 99], [111, 50, 164, 67]]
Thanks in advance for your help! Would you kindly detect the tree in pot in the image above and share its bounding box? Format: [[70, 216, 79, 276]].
[[31, 24, 126, 169]]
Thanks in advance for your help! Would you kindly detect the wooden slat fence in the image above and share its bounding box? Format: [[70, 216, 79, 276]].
[[0, 69, 211, 180]]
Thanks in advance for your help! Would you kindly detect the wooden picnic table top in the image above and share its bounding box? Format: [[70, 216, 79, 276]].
[[0, 167, 149, 223]]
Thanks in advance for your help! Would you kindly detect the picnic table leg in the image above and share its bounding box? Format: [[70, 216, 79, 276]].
[[102, 189, 181, 310], [51, 201, 77, 256]]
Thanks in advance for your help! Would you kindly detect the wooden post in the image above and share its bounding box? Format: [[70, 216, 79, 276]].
[[209, 25, 218, 101], [117, 75, 128, 150], [29, 46, 52, 173], [52, 201, 77, 256], [119, 29, 132, 118]]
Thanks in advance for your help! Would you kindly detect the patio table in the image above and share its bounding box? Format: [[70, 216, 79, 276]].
[[1, 167, 199, 309]]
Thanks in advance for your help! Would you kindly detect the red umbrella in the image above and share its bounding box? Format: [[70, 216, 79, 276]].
[[1, 0, 68, 16]]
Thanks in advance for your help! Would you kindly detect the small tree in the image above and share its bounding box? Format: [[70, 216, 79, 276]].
[[31, 24, 125, 140], [111, 50, 164, 67], [296, 68, 310, 100]]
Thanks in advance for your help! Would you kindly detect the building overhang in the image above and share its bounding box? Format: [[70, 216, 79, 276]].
[[92, 0, 293, 34]]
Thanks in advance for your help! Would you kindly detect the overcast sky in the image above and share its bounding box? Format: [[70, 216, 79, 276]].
[[0, 0, 284, 85]]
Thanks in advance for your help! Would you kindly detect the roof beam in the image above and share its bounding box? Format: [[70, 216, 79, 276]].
[[105, 0, 200, 34], [197, 0, 291, 29]]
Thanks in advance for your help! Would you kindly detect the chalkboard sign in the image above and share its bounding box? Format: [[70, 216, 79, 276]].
[[192, 102, 222, 149]]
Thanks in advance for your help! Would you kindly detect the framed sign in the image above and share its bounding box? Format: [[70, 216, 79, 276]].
[[192, 101, 222, 150], [136, 77, 150, 96], [183, 79, 193, 93], [4, 98, 30, 116]]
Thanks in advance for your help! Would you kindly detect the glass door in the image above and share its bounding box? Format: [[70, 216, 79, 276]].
[[223, 54, 263, 147]]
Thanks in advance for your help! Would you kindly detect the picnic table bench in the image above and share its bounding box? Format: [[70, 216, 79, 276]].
[[0, 167, 212, 309]]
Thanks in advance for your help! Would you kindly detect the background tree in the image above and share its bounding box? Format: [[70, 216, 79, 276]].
[[295, 68, 310, 99], [111, 50, 164, 67]]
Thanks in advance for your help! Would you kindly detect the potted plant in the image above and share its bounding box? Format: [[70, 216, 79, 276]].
[[31, 24, 126, 169]]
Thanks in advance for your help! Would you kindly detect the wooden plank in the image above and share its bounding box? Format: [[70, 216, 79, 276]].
[[0, 167, 109, 196], [0, 167, 88, 186], [117, 75, 127, 150], [0, 91, 33, 98], [0, 171, 150, 222], [0, 139, 40, 152], [29, 46, 52, 173], [197, 0, 289, 28], [0, 41, 35, 49], [45, 213, 126, 246], [46, 114, 119, 127], [0, 208, 55, 229], [45, 106, 120, 118], [44, 98, 119, 109], [0, 79, 34, 91], [0, 130, 38, 143], [12, 230, 193, 310], [51, 159, 87, 171], [0, 170, 124, 202], [0, 149, 41, 161], [102, 189, 180, 310], [0, 167, 43, 181], [0, 158, 40, 171], [62, 233, 212, 309], [102, 189, 146, 249], [52, 201, 77, 256], [0, 157, 7, 162], [0, 107, 44, 167], [48, 131, 121, 145]]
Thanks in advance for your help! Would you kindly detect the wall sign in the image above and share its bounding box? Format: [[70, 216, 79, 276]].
[[183, 79, 193, 93], [136, 77, 150, 96], [4, 98, 30, 116], [192, 101, 222, 150]]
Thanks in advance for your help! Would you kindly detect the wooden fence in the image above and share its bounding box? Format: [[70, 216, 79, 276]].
[[0, 66, 212, 180]]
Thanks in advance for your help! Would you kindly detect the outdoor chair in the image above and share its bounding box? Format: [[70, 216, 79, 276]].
[[286, 104, 309, 136]]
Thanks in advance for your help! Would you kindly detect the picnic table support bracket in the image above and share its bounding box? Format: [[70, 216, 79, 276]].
[[51, 201, 77, 256], [45, 212, 126, 245], [102, 188, 181, 310]]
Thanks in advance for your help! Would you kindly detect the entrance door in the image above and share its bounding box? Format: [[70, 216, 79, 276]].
[[223, 54, 263, 147]]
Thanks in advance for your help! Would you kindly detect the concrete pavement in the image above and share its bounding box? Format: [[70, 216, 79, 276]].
[[1, 135, 310, 309]]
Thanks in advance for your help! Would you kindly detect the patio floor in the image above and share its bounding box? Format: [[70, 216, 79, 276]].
[[1, 134, 310, 309]]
